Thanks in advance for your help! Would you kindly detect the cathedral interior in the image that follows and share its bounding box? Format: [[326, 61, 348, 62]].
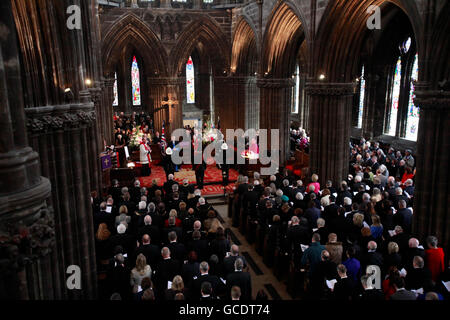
[[0, 0, 449, 301]]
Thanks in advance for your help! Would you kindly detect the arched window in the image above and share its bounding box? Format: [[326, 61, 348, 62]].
[[357, 65, 365, 128], [113, 72, 118, 107], [186, 56, 195, 104], [131, 56, 141, 106], [405, 53, 419, 141], [387, 57, 402, 136]]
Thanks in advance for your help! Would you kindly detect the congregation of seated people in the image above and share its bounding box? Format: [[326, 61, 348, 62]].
[[92, 177, 256, 301], [92, 134, 448, 301], [229, 141, 448, 301]]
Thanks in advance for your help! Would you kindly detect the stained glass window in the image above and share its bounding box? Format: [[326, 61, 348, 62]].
[[131, 56, 141, 106], [387, 57, 401, 136], [291, 64, 299, 113], [186, 56, 195, 104], [113, 72, 118, 106], [405, 54, 419, 141], [357, 65, 365, 128]]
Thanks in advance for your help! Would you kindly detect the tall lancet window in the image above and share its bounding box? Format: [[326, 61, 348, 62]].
[[291, 64, 300, 113], [387, 57, 402, 136], [357, 65, 365, 128], [186, 56, 195, 104], [113, 72, 118, 106], [131, 56, 141, 106], [405, 53, 419, 141]]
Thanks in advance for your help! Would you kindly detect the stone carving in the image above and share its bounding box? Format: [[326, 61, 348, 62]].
[[0, 206, 55, 263], [26, 111, 96, 133], [256, 78, 296, 88], [305, 82, 356, 96]]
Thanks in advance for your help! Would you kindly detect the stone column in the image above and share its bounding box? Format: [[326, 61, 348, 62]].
[[103, 76, 116, 145], [305, 82, 356, 186], [245, 77, 260, 131], [361, 73, 380, 139], [412, 86, 450, 247], [257, 78, 295, 164], [0, 0, 54, 300]]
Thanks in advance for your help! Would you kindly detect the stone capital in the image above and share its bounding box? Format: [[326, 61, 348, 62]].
[[413, 83, 450, 110]]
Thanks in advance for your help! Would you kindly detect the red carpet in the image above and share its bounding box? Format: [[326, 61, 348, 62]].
[[137, 165, 239, 196]]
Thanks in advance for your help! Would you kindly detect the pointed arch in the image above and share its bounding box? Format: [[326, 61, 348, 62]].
[[170, 17, 230, 76], [261, 1, 307, 78], [102, 13, 168, 77], [231, 17, 258, 76], [314, 0, 422, 82]]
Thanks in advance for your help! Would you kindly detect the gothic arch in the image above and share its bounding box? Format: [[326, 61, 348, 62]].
[[231, 17, 258, 76], [261, 1, 307, 78], [102, 13, 168, 77], [170, 17, 230, 76], [425, 2, 450, 87], [314, 0, 422, 82]]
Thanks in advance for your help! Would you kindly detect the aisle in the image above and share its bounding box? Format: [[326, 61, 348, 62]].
[[210, 197, 293, 300]]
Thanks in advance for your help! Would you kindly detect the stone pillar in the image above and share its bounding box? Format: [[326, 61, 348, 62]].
[[412, 86, 450, 247], [361, 74, 380, 139], [103, 76, 116, 145], [257, 78, 295, 164], [305, 82, 356, 186], [0, 0, 54, 300], [245, 77, 260, 131]]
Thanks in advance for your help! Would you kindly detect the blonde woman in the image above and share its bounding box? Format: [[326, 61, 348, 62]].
[[165, 275, 190, 300], [130, 254, 152, 293], [307, 174, 320, 194], [385, 242, 402, 272]]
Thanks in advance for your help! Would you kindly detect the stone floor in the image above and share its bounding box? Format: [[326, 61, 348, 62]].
[[207, 195, 294, 300]]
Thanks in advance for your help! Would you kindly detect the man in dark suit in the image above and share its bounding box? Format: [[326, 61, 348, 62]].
[[107, 253, 131, 300], [163, 216, 183, 245], [361, 241, 384, 273], [242, 184, 259, 220], [357, 274, 385, 300], [304, 200, 321, 230], [94, 202, 115, 233], [333, 264, 355, 300], [134, 234, 160, 270], [200, 281, 216, 300], [163, 174, 178, 198], [191, 261, 225, 300], [187, 230, 210, 262], [223, 244, 247, 277], [226, 258, 252, 300], [322, 196, 339, 225], [138, 215, 161, 247], [394, 200, 413, 234], [405, 256, 432, 290], [109, 223, 136, 255], [404, 238, 426, 272], [167, 231, 186, 265], [153, 247, 181, 299], [195, 162, 206, 189], [390, 276, 417, 300]]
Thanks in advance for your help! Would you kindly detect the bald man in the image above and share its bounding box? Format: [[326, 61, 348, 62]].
[[223, 244, 247, 277], [134, 234, 160, 270]]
